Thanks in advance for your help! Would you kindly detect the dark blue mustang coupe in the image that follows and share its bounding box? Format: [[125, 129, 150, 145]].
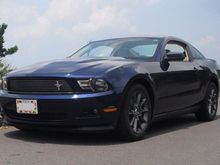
[[0, 36, 219, 141]]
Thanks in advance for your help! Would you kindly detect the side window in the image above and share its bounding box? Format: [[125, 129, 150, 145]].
[[165, 43, 189, 61], [190, 46, 205, 60]]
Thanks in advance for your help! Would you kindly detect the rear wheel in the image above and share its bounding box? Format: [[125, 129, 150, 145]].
[[195, 82, 218, 121], [116, 84, 152, 141]]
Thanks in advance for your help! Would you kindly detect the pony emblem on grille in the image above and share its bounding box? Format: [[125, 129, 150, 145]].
[[54, 81, 63, 91]]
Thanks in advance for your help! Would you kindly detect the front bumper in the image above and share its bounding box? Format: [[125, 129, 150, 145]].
[[0, 90, 120, 131]]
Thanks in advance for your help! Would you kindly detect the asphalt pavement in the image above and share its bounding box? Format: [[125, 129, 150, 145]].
[[0, 100, 220, 165]]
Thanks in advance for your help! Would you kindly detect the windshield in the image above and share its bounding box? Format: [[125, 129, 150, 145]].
[[70, 38, 162, 60]]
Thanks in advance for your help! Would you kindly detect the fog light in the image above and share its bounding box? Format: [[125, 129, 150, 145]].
[[103, 106, 117, 112]]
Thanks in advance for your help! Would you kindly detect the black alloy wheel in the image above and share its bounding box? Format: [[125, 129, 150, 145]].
[[117, 84, 151, 141], [196, 82, 218, 121]]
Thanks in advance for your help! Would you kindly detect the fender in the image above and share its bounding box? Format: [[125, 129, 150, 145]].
[[120, 74, 157, 116]]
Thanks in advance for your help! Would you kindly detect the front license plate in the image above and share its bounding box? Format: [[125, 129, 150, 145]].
[[16, 99, 38, 115]]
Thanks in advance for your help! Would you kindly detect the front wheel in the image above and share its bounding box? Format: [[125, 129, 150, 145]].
[[0, 114, 3, 127], [195, 82, 218, 121], [0, 107, 4, 127], [116, 84, 152, 141]]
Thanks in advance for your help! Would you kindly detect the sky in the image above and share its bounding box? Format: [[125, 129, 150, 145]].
[[0, 0, 220, 68]]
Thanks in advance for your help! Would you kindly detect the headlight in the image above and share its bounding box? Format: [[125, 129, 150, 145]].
[[92, 79, 109, 92], [0, 78, 7, 91], [77, 78, 109, 92], [77, 79, 93, 91]]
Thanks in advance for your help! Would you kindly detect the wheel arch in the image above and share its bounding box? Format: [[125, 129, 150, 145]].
[[121, 74, 156, 115]]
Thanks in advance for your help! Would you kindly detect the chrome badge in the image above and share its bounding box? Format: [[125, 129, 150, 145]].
[[54, 81, 63, 91]]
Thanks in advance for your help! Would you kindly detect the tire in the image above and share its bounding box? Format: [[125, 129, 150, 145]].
[[195, 82, 218, 121], [116, 84, 152, 141], [0, 117, 2, 127], [0, 108, 4, 127]]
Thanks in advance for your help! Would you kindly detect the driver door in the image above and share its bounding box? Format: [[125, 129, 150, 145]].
[[153, 41, 202, 114]]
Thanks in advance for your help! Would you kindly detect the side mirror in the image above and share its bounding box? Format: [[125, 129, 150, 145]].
[[164, 52, 185, 62]]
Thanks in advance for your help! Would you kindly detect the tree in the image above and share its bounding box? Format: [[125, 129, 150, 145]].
[[0, 23, 18, 57], [0, 23, 17, 126], [0, 60, 13, 78], [0, 23, 18, 78]]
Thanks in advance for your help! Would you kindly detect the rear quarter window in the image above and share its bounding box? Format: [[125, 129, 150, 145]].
[[190, 46, 205, 60]]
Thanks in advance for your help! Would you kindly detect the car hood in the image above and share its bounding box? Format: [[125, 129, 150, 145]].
[[7, 57, 136, 78]]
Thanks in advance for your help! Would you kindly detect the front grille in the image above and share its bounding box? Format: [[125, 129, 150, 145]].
[[8, 79, 73, 93]]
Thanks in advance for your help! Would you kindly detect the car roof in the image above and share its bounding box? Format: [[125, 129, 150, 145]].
[[91, 36, 189, 45]]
